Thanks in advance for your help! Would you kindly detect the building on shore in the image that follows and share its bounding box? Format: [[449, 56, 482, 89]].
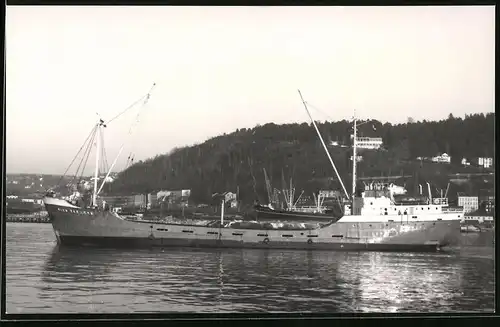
[[352, 136, 383, 150], [474, 157, 493, 168], [458, 195, 479, 214], [431, 153, 451, 164], [462, 214, 494, 226]]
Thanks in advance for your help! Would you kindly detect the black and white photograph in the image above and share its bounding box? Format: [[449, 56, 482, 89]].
[[3, 5, 495, 315]]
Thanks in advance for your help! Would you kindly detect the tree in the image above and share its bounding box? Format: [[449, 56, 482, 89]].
[[106, 113, 495, 204]]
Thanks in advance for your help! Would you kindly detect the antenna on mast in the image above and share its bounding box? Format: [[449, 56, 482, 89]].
[[298, 90, 349, 200]]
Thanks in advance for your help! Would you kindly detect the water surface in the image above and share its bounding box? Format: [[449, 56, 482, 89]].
[[5, 223, 495, 313]]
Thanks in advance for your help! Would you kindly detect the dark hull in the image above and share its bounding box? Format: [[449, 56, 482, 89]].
[[58, 235, 445, 252], [44, 197, 461, 253]]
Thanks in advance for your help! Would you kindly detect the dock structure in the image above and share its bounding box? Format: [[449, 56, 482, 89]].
[[6, 213, 50, 223]]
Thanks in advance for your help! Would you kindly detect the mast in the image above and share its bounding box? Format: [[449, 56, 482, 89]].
[[263, 168, 273, 205], [352, 113, 358, 213], [297, 90, 349, 199], [444, 182, 450, 198], [220, 197, 225, 226], [92, 121, 101, 207], [96, 83, 156, 196]]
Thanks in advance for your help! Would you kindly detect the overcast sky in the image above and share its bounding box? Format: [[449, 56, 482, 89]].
[[6, 6, 495, 175]]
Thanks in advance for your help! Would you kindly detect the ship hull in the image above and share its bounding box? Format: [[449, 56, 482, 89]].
[[44, 197, 461, 252], [56, 235, 446, 252]]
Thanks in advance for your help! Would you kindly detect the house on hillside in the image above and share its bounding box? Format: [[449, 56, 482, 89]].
[[431, 153, 451, 164], [458, 195, 479, 214], [352, 136, 383, 150], [349, 155, 363, 162], [474, 157, 493, 168]]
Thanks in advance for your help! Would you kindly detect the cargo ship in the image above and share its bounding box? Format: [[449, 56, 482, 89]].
[[43, 88, 462, 252]]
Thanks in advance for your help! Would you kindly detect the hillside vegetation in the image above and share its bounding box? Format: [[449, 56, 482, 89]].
[[105, 113, 494, 204]]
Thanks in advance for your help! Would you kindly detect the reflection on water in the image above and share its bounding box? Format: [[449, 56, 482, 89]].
[[6, 223, 495, 313]]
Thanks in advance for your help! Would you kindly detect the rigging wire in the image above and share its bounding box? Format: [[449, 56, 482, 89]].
[[100, 129, 110, 174], [96, 83, 156, 196], [124, 153, 132, 170], [304, 101, 336, 122], [56, 125, 97, 188], [119, 88, 153, 172], [105, 95, 148, 126], [105, 83, 157, 126], [74, 126, 98, 187], [51, 83, 155, 195], [74, 129, 97, 187]]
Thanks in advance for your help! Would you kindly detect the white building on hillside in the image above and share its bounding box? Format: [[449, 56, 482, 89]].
[[475, 157, 493, 168], [353, 136, 383, 150], [350, 155, 363, 162], [458, 196, 479, 214], [432, 153, 451, 164]]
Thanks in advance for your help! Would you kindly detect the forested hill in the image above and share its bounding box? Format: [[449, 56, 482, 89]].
[[106, 113, 494, 204]]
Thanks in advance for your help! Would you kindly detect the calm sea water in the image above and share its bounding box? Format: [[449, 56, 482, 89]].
[[5, 222, 495, 314]]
